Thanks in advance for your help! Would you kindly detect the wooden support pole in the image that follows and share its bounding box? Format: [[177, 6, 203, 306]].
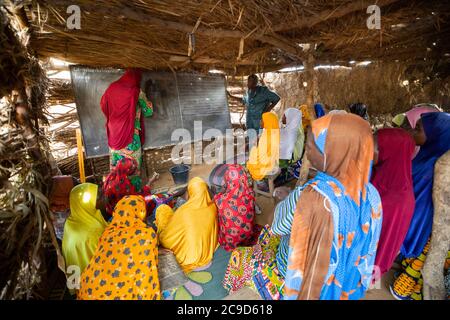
[[297, 52, 317, 187], [76, 129, 86, 183], [305, 53, 317, 119]]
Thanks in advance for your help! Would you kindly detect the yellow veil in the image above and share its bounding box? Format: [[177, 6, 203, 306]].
[[62, 183, 107, 275], [246, 112, 280, 181], [300, 104, 312, 130], [156, 177, 218, 273]]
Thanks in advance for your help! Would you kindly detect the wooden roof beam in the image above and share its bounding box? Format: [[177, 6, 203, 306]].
[[273, 0, 401, 32]]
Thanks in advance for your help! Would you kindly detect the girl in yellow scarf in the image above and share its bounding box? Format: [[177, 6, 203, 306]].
[[156, 177, 218, 273], [62, 183, 107, 275], [78, 195, 160, 300], [246, 112, 280, 181]]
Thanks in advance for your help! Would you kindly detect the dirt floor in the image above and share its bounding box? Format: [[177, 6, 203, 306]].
[[151, 163, 217, 191], [152, 163, 396, 300]]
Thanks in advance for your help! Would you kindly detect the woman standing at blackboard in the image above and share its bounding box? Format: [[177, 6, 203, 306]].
[[100, 68, 153, 186]]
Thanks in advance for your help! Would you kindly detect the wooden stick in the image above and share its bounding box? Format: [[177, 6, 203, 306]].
[[76, 128, 86, 183]]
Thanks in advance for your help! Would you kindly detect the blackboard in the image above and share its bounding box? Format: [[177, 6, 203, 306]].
[[70, 66, 232, 158]]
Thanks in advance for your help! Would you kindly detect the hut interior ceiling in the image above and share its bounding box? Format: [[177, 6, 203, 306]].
[[6, 0, 448, 74]]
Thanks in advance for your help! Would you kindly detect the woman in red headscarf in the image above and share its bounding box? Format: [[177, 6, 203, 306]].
[[371, 128, 416, 279], [100, 68, 153, 175]]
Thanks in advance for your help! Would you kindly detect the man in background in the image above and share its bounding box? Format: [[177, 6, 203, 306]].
[[242, 74, 280, 132]]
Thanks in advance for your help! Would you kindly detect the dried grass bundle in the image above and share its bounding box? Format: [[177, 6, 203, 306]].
[[0, 5, 54, 300]]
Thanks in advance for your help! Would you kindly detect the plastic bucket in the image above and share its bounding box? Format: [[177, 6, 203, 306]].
[[169, 164, 190, 185]]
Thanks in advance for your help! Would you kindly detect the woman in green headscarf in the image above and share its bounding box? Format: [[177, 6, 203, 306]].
[[62, 183, 108, 275]]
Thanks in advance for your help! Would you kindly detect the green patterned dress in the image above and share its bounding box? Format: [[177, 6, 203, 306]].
[[109, 96, 153, 189]]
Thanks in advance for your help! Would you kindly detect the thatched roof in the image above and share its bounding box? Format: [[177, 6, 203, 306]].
[[14, 0, 450, 74]]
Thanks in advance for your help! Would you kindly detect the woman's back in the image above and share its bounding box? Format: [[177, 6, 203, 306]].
[[78, 195, 160, 300], [157, 177, 218, 272], [284, 113, 382, 300], [62, 183, 107, 273]]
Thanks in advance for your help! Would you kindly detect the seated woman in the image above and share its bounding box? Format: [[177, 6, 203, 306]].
[[279, 107, 304, 182], [246, 112, 280, 181], [155, 177, 218, 273], [284, 113, 382, 300], [222, 182, 302, 300], [214, 164, 259, 252], [371, 128, 416, 279], [62, 183, 108, 276], [102, 158, 169, 217], [78, 195, 160, 300], [392, 112, 450, 300], [279, 108, 303, 164]]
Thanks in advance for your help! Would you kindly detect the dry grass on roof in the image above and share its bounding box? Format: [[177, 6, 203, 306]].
[[0, 6, 55, 300], [18, 0, 450, 74]]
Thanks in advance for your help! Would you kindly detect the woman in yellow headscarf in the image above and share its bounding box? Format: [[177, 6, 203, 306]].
[[246, 112, 280, 181], [156, 177, 218, 273], [78, 195, 160, 300], [62, 183, 107, 275]]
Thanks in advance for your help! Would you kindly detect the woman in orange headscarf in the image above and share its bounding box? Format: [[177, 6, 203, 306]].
[[284, 113, 382, 300], [246, 112, 280, 181], [78, 195, 160, 300], [155, 177, 218, 273]]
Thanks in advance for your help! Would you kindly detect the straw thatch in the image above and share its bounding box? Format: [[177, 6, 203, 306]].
[[23, 0, 450, 74], [0, 5, 55, 299]]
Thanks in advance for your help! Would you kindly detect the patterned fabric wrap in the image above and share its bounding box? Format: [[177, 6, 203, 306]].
[[222, 225, 285, 300], [284, 113, 382, 300], [145, 193, 175, 216], [78, 195, 160, 300], [251, 227, 284, 300], [252, 265, 284, 300], [214, 164, 257, 251], [284, 174, 382, 300], [222, 246, 260, 294], [109, 98, 153, 171], [103, 158, 142, 215], [392, 241, 450, 300]]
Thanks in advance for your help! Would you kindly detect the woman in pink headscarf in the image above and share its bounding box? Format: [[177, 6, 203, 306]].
[[371, 128, 416, 279], [405, 104, 441, 130], [100, 68, 153, 174], [404, 104, 441, 158]]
